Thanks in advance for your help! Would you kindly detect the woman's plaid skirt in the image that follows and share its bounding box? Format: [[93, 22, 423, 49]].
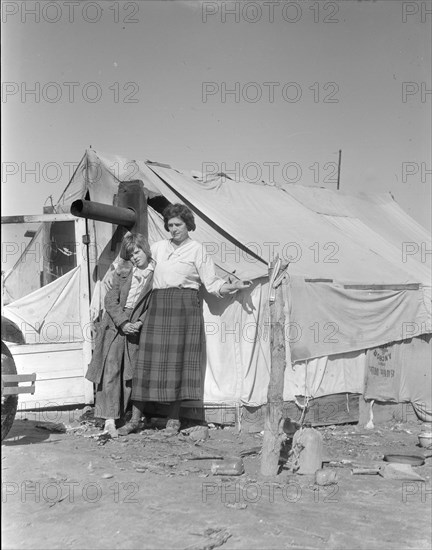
[[132, 288, 204, 402]]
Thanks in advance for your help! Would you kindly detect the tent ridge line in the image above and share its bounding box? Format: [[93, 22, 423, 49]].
[[145, 164, 267, 267], [56, 151, 87, 208]]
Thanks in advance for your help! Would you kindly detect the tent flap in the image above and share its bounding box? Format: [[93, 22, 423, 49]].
[[287, 276, 431, 362]]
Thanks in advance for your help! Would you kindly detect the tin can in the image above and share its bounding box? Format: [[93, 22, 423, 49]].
[[211, 457, 244, 476], [292, 426, 323, 475]]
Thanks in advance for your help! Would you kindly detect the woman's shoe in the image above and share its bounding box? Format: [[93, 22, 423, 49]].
[[164, 419, 181, 435], [117, 422, 140, 436]]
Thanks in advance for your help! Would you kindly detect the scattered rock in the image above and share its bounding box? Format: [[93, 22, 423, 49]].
[[224, 502, 247, 510], [315, 468, 338, 485], [188, 426, 210, 442]]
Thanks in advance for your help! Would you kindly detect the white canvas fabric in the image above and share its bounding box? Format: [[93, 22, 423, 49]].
[[3, 148, 431, 413], [4, 267, 82, 344]]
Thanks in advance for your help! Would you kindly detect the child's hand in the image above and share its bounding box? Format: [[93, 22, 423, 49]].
[[121, 322, 136, 335]]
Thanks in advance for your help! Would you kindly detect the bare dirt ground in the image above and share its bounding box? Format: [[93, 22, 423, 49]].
[[2, 409, 431, 550]]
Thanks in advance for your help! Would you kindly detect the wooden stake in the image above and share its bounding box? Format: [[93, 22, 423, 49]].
[[337, 149, 342, 190], [260, 262, 287, 476]]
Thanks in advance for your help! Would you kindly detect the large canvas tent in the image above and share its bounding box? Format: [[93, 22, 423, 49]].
[[3, 148, 431, 421]]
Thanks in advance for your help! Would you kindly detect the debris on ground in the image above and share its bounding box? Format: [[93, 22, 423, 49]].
[[211, 457, 244, 476], [351, 467, 381, 475], [239, 446, 261, 458], [182, 426, 210, 441], [185, 527, 232, 550], [314, 468, 338, 485], [35, 422, 66, 433], [379, 463, 425, 481], [3, 412, 432, 549]]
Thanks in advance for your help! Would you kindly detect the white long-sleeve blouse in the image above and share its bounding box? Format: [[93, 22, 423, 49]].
[[151, 239, 225, 297]]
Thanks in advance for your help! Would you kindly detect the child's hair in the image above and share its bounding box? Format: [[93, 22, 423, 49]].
[[120, 232, 151, 260]]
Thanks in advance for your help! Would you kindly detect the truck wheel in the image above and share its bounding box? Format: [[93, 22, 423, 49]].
[[1, 341, 18, 441]]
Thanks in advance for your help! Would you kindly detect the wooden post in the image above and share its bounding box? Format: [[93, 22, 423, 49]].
[[260, 261, 287, 476], [117, 180, 148, 238], [76, 217, 95, 404], [337, 149, 342, 190]]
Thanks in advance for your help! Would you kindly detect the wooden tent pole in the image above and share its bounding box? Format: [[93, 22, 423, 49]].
[[260, 259, 287, 476]]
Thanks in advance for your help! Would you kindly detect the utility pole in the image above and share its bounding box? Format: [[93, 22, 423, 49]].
[[337, 149, 342, 190]]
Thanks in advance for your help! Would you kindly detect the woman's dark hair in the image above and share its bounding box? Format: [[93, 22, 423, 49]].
[[163, 203, 196, 231], [120, 232, 152, 261]]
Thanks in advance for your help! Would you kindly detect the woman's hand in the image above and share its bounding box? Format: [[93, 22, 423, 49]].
[[234, 279, 252, 290], [220, 278, 252, 296]]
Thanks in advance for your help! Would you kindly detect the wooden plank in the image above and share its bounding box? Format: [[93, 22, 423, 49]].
[[17, 376, 89, 409], [19, 397, 89, 411], [204, 407, 236, 425], [2, 374, 36, 383], [1, 213, 76, 224], [10, 350, 85, 379], [9, 344, 90, 408], [285, 393, 360, 426], [8, 342, 83, 355], [3, 386, 36, 396], [141, 402, 237, 425], [242, 394, 360, 433], [17, 369, 84, 381]]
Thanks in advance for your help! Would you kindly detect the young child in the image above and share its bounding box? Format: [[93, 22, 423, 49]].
[[85, 233, 153, 437]]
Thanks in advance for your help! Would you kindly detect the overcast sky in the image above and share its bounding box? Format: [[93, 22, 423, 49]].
[[2, 0, 431, 232]]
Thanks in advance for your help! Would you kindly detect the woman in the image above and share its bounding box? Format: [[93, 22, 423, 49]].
[[86, 232, 154, 438], [121, 204, 251, 435]]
